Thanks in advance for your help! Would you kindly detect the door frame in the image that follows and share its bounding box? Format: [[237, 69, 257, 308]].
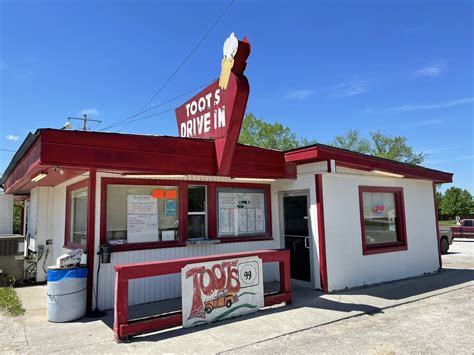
[[279, 189, 316, 288]]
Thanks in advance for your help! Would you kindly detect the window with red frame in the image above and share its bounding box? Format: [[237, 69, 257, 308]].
[[65, 181, 88, 248], [105, 184, 180, 245], [217, 187, 267, 238], [359, 186, 407, 255]]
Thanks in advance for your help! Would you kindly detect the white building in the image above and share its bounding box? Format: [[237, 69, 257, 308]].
[[0, 129, 452, 310]]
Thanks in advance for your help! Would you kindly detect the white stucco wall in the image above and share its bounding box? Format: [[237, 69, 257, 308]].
[[0, 193, 13, 234], [32, 161, 440, 308], [27, 186, 55, 281], [322, 171, 439, 291], [27, 176, 89, 282]]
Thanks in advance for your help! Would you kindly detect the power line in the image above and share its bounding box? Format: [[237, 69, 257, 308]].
[[101, 0, 234, 132], [101, 78, 215, 132], [0, 148, 16, 153], [117, 108, 176, 129]]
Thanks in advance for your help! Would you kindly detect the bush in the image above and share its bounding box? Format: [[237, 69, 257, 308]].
[[0, 287, 25, 316]]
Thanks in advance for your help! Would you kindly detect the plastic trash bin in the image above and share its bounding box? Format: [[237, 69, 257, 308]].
[[47, 266, 88, 322]]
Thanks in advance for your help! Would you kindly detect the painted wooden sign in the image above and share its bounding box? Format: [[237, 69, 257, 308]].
[[181, 256, 264, 328], [175, 34, 251, 175]]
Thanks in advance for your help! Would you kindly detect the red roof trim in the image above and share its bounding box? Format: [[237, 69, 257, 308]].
[[285, 144, 452, 183], [2, 129, 295, 193]]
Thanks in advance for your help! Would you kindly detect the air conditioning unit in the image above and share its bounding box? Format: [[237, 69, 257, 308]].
[[0, 235, 25, 284]]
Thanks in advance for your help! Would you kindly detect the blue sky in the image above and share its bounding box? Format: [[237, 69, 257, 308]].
[[1, 0, 473, 192]]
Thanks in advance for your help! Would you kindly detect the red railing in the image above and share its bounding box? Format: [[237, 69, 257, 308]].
[[113, 249, 291, 341]]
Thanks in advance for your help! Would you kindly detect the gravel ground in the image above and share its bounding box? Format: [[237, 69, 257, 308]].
[[223, 240, 474, 354], [443, 239, 474, 270], [1, 241, 473, 354]]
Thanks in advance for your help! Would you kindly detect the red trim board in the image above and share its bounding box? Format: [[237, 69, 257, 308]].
[[86, 171, 96, 311], [432, 182, 442, 269], [315, 174, 328, 293]]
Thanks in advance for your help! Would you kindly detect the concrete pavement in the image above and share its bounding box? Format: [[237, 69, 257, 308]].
[[1, 240, 473, 354]]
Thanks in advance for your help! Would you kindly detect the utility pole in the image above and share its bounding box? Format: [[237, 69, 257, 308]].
[[67, 114, 102, 131]]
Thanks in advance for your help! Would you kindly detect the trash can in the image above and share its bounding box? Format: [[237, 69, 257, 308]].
[[47, 266, 88, 322]]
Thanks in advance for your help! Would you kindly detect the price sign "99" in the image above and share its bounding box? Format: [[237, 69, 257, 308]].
[[238, 261, 259, 288]]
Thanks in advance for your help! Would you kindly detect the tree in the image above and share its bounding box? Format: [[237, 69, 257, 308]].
[[435, 187, 444, 219], [332, 130, 426, 165], [332, 129, 371, 154], [440, 187, 473, 218], [239, 113, 316, 150]]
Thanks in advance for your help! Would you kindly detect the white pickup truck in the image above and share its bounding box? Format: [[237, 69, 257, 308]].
[[439, 226, 454, 254]]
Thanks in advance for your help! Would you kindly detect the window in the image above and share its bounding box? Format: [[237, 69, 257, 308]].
[[465, 220, 473, 227], [105, 184, 179, 244], [65, 180, 89, 248], [100, 178, 273, 252], [359, 186, 407, 255], [217, 187, 267, 238], [188, 186, 207, 239]]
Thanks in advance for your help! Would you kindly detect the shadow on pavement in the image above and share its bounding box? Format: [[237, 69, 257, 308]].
[[79, 267, 473, 343], [338, 268, 474, 301]]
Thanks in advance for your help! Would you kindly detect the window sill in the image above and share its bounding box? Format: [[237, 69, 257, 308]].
[[63, 243, 86, 251], [108, 241, 186, 253], [218, 235, 273, 243], [362, 244, 408, 255], [186, 239, 220, 245]]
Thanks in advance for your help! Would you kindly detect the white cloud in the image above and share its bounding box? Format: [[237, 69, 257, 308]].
[[80, 108, 100, 116], [5, 134, 19, 141], [390, 97, 474, 112], [414, 64, 444, 78], [425, 154, 474, 165], [326, 78, 373, 98], [408, 118, 446, 127], [455, 155, 474, 161], [285, 89, 313, 100]]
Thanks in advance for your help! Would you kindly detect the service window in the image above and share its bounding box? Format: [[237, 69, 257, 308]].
[[65, 180, 89, 248], [359, 186, 407, 255], [217, 187, 267, 237], [188, 186, 207, 239], [105, 184, 179, 244]]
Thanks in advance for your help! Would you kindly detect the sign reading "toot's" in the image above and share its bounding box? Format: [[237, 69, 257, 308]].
[[181, 256, 264, 328], [178, 87, 225, 138]]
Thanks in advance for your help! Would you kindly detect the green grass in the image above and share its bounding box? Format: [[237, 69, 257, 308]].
[[438, 220, 457, 226], [0, 287, 25, 316]]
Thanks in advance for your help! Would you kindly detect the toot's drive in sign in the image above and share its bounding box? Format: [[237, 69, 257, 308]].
[[175, 33, 251, 175], [181, 256, 264, 328]]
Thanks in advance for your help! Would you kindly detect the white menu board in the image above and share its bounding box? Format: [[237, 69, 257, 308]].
[[127, 195, 159, 243], [218, 189, 265, 236]]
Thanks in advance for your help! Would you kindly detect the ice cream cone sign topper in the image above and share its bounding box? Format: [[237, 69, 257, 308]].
[[219, 33, 239, 90]]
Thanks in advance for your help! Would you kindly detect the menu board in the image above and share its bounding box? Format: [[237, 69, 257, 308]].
[[218, 189, 265, 236], [127, 195, 159, 243]]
